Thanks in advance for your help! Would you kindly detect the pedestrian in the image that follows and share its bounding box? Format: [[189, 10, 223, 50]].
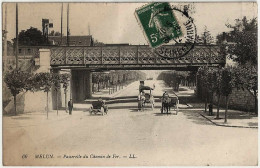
[[163, 91, 169, 98], [68, 98, 73, 115], [137, 92, 142, 111], [208, 103, 213, 116]]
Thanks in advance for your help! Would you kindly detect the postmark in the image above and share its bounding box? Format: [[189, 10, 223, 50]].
[[135, 2, 183, 48], [135, 3, 197, 59]]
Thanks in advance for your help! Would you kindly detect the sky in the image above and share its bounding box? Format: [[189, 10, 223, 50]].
[[2, 2, 258, 44]]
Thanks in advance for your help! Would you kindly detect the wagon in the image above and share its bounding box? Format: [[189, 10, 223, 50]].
[[161, 96, 179, 114], [89, 101, 108, 115], [143, 92, 155, 110], [138, 81, 155, 110]]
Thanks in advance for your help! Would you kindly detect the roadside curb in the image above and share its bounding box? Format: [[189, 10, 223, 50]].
[[200, 113, 258, 129]]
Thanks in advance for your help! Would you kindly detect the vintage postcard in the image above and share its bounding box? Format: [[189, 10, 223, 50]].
[[2, 2, 258, 166]]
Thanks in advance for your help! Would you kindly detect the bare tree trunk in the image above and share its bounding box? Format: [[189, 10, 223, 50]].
[[65, 90, 67, 113], [224, 96, 229, 123], [254, 90, 258, 115], [56, 90, 58, 115], [216, 94, 220, 119], [205, 91, 208, 113], [47, 91, 49, 119], [14, 95, 17, 115]]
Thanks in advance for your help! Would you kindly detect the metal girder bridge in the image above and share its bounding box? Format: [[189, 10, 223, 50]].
[[50, 45, 225, 71]]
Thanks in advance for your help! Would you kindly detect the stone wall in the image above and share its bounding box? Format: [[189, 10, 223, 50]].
[[212, 88, 255, 111]]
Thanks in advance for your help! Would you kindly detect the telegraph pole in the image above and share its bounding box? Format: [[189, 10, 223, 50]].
[[67, 3, 69, 46], [16, 3, 18, 69], [60, 3, 63, 45]]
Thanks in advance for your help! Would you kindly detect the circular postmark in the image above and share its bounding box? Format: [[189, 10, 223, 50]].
[[153, 5, 197, 59]]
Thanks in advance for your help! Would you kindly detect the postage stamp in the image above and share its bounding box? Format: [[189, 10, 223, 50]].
[[154, 6, 197, 59], [135, 2, 183, 48]]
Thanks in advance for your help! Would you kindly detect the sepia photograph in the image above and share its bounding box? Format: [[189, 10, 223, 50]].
[[2, 2, 258, 166]]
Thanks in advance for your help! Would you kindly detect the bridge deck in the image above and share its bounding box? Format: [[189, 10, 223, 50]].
[[50, 45, 225, 70]]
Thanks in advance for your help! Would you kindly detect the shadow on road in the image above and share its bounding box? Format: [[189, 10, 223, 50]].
[[153, 112, 177, 116], [11, 116, 31, 120], [181, 110, 213, 126]]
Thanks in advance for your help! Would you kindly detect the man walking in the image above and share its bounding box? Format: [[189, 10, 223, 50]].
[[68, 98, 73, 115]]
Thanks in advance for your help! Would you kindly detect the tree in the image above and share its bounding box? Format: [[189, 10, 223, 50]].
[[196, 26, 214, 44], [212, 68, 222, 119], [233, 64, 258, 114], [220, 67, 234, 123], [33, 72, 53, 119], [49, 30, 55, 36], [12, 27, 50, 46], [49, 30, 62, 36], [60, 73, 70, 113], [218, 17, 258, 114], [52, 73, 61, 115], [197, 67, 210, 113], [4, 70, 30, 115], [225, 17, 257, 65]]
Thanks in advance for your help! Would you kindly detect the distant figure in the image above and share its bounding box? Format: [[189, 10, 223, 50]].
[[68, 99, 73, 115], [162, 91, 169, 98]]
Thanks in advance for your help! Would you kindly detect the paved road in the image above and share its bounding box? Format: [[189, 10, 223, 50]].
[[3, 80, 258, 166]]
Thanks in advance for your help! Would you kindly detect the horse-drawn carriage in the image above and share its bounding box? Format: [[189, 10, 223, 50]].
[[138, 81, 155, 111], [89, 100, 108, 115], [161, 96, 179, 114]]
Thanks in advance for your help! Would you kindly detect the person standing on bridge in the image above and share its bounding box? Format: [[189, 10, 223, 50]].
[[68, 98, 73, 115]]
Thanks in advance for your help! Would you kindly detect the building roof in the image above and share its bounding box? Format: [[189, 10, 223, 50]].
[[49, 35, 93, 46]]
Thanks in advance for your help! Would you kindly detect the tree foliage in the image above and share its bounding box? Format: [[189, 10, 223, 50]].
[[32, 72, 53, 92], [60, 73, 70, 91], [196, 26, 214, 44], [157, 71, 192, 91], [12, 27, 50, 46], [92, 71, 146, 86], [218, 17, 257, 65], [4, 70, 30, 97], [4, 70, 31, 114]]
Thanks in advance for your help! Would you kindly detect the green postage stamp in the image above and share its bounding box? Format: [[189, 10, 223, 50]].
[[135, 2, 182, 48]]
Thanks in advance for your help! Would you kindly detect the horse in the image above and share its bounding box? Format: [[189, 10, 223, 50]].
[[161, 97, 170, 114]]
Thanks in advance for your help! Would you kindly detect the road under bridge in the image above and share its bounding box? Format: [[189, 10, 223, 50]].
[[37, 44, 225, 107]]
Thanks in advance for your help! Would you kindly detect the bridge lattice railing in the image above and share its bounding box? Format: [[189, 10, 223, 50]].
[[50, 45, 225, 66]]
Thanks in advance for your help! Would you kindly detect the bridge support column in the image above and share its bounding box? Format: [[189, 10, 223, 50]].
[[71, 70, 92, 102], [85, 71, 92, 99], [51, 69, 62, 110], [71, 70, 85, 103]]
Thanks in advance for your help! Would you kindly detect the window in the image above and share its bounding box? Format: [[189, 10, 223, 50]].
[[18, 49, 22, 54]]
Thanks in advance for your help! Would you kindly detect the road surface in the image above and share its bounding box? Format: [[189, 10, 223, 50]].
[[3, 80, 258, 166]]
